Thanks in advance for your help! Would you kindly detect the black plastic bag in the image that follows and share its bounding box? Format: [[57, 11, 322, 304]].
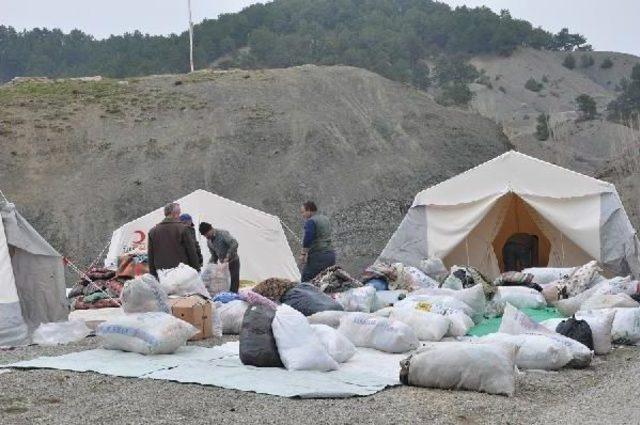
[[239, 305, 283, 367], [281, 283, 344, 316], [556, 316, 594, 351]]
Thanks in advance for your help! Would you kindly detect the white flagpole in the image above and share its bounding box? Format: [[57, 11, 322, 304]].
[[188, 0, 194, 72]]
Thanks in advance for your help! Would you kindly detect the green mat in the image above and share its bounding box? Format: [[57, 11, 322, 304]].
[[467, 307, 564, 337]]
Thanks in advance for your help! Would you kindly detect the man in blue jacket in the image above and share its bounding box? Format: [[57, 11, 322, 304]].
[[300, 201, 336, 281]]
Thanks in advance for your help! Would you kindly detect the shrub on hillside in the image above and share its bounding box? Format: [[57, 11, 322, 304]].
[[580, 55, 595, 68], [536, 113, 550, 141], [576, 94, 597, 120], [563, 54, 576, 70], [525, 78, 544, 92], [436, 82, 474, 107], [601, 57, 614, 69]]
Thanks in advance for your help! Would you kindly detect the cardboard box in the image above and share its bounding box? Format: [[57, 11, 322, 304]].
[[168, 295, 213, 341]]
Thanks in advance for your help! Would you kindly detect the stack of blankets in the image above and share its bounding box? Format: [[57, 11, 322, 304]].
[[68, 267, 124, 310]]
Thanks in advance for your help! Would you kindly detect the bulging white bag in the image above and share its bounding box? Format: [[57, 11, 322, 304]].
[[121, 273, 170, 314], [338, 313, 419, 353], [397, 295, 475, 321], [372, 290, 408, 312], [336, 286, 376, 313], [446, 311, 475, 337], [96, 312, 197, 355], [419, 257, 449, 281], [307, 310, 350, 328], [491, 286, 546, 311], [158, 263, 209, 297], [412, 285, 486, 322], [478, 333, 573, 370], [405, 266, 440, 289], [580, 293, 639, 311], [217, 300, 249, 334], [390, 307, 450, 341], [32, 320, 92, 346], [401, 341, 517, 396], [575, 310, 615, 355], [499, 304, 592, 368], [200, 263, 231, 296], [311, 324, 356, 363], [605, 307, 640, 344], [521, 267, 576, 285], [272, 304, 339, 371]]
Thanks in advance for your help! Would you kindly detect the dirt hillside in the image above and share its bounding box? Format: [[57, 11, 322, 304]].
[[0, 65, 510, 276]]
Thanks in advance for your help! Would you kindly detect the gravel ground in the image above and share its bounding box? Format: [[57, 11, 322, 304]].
[[0, 336, 639, 425]]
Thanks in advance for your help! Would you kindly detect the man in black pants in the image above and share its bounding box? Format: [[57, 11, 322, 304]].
[[199, 222, 241, 293]]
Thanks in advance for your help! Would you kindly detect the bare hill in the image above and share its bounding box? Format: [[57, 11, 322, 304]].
[[0, 65, 510, 275]]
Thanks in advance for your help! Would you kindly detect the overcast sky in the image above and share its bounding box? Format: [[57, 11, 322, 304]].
[[2, 0, 639, 56]]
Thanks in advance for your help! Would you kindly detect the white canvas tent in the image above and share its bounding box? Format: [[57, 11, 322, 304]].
[[0, 199, 69, 346], [379, 151, 640, 279], [105, 190, 300, 282]]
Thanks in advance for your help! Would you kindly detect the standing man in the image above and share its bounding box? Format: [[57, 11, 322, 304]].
[[147, 203, 201, 277], [300, 201, 336, 281], [199, 222, 241, 293], [179, 213, 204, 268]]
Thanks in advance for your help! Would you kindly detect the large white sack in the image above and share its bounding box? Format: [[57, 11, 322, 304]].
[[96, 312, 197, 355], [555, 282, 610, 316], [418, 257, 449, 281], [372, 290, 408, 312], [338, 313, 419, 353], [311, 324, 356, 363], [217, 300, 249, 334], [401, 341, 517, 396], [478, 333, 573, 370], [499, 304, 593, 368], [412, 285, 486, 321], [606, 276, 640, 296], [121, 274, 170, 314], [575, 310, 615, 355], [580, 293, 639, 311], [521, 267, 576, 285], [446, 311, 475, 337], [605, 308, 640, 344], [405, 266, 440, 289], [200, 263, 231, 296], [158, 263, 209, 297], [336, 286, 376, 313], [32, 320, 92, 346], [441, 273, 463, 290], [307, 310, 349, 328], [398, 295, 475, 320], [491, 286, 546, 311], [272, 304, 338, 371], [540, 318, 564, 332], [389, 307, 450, 341], [373, 307, 394, 318]]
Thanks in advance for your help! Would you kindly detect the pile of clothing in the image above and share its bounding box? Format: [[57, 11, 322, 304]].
[[311, 266, 362, 293], [68, 267, 124, 310]]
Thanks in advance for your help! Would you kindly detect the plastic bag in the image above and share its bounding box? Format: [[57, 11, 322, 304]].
[[390, 306, 450, 341], [419, 257, 449, 282], [442, 273, 463, 290], [605, 307, 640, 344], [405, 266, 440, 289], [400, 341, 517, 396], [281, 283, 344, 316], [396, 295, 475, 320], [158, 263, 209, 298], [336, 286, 376, 313], [211, 303, 223, 339], [372, 290, 408, 312], [338, 313, 419, 353], [307, 310, 349, 328], [478, 333, 573, 370], [555, 282, 608, 316], [311, 324, 356, 363], [200, 263, 231, 297], [271, 304, 339, 371], [32, 320, 92, 346], [499, 304, 592, 368], [445, 311, 475, 337], [555, 317, 594, 352], [521, 267, 576, 285], [121, 273, 170, 314], [217, 300, 249, 334], [575, 310, 615, 355], [580, 293, 639, 311], [239, 305, 283, 367], [96, 312, 197, 355], [412, 285, 485, 322], [490, 286, 546, 312]]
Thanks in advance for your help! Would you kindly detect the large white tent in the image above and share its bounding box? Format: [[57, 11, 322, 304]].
[[379, 151, 640, 279], [0, 199, 68, 347], [105, 189, 300, 282]]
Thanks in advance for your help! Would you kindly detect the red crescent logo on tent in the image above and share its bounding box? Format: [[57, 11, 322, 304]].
[[133, 230, 146, 244]]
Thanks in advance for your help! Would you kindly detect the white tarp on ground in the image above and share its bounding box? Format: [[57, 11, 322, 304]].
[[379, 151, 640, 279], [104, 190, 300, 282], [5, 342, 403, 398]]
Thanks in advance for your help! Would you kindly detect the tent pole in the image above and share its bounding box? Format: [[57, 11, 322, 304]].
[[560, 232, 565, 266], [465, 238, 470, 267]]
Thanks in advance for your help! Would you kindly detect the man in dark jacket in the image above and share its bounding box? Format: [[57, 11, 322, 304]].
[[147, 203, 201, 277], [300, 201, 336, 281], [199, 222, 241, 293], [179, 213, 204, 268]]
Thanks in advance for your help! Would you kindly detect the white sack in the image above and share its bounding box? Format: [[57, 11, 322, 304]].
[[307, 310, 349, 328], [605, 307, 640, 345], [575, 310, 615, 355], [217, 300, 249, 334], [158, 263, 209, 297], [389, 307, 450, 341], [412, 285, 486, 321], [336, 286, 376, 313], [521, 267, 576, 285], [372, 290, 408, 312], [200, 263, 231, 296], [402, 341, 517, 396], [405, 266, 440, 288], [478, 333, 573, 370], [491, 286, 546, 311], [419, 257, 449, 281], [398, 295, 475, 319], [338, 313, 419, 353], [96, 312, 197, 355], [606, 276, 639, 296], [540, 318, 564, 332], [32, 320, 92, 346], [373, 307, 394, 318], [580, 293, 639, 311], [311, 324, 356, 363], [121, 274, 170, 314], [272, 304, 338, 371], [555, 282, 610, 316], [446, 311, 475, 337]]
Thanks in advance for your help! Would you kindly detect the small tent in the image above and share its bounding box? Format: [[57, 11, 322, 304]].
[[105, 190, 301, 282], [379, 151, 640, 279], [0, 199, 68, 346]]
